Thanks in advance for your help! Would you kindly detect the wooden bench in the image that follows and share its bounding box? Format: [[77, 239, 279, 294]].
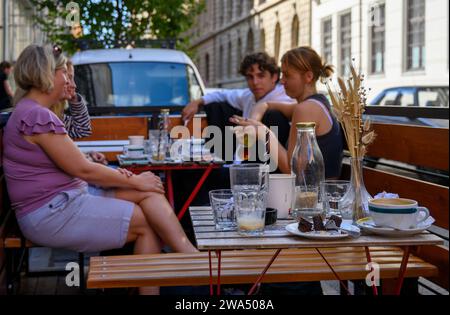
[[87, 247, 437, 293]]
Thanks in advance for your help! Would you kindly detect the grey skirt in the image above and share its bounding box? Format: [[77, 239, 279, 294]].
[[17, 186, 134, 253]]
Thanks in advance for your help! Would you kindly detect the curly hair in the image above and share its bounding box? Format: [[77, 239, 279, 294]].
[[239, 52, 280, 80]]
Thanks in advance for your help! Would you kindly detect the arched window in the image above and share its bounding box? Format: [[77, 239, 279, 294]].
[[205, 53, 210, 83], [274, 22, 281, 61], [247, 28, 254, 54], [247, 0, 253, 12], [260, 28, 266, 52], [237, 0, 243, 17], [291, 15, 299, 48], [237, 38, 242, 74], [227, 41, 233, 78]]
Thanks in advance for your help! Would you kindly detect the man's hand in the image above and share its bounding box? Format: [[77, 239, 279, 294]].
[[182, 99, 203, 123]]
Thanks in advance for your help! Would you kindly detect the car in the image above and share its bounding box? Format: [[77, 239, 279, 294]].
[[370, 86, 449, 107], [72, 48, 206, 115]]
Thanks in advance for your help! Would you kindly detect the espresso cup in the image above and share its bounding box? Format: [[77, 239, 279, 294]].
[[368, 198, 430, 229]]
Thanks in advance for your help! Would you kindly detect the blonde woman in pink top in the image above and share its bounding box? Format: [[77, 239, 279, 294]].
[[2, 44, 197, 295]]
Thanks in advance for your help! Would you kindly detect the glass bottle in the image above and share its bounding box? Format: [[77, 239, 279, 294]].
[[155, 108, 170, 160], [290, 122, 325, 219]]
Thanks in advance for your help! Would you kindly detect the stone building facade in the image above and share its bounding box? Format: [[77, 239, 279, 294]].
[[188, 0, 312, 88]]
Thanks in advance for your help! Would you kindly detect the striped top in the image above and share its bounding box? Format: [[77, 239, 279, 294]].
[[64, 93, 92, 139]]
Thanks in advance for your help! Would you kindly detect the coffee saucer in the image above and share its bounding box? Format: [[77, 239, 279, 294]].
[[356, 217, 435, 237]]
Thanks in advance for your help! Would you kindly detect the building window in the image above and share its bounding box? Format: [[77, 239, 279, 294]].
[[274, 22, 281, 61], [291, 15, 299, 48], [228, 41, 233, 78], [247, 28, 254, 53], [227, 0, 234, 22], [406, 0, 425, 71], [247, 0, 253, 12], [237, 38, 242, 75], [370, 4, 385, 74], [260, 28, 266, 52], [322, 18, 332, 64], [219, 2, 224, 26], [339, 12, 352, 77], [205, 53, 210, 83], [237, 0, 243, 17], [219, 45, 224, 78]]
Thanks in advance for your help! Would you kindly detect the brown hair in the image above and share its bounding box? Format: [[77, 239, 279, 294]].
[[0, 61, 12, 71], [281, 46, 334, 83], [239, 52, 280, 79]]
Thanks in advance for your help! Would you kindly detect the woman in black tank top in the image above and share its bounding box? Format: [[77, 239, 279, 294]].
[[230, 46, 343, 178]]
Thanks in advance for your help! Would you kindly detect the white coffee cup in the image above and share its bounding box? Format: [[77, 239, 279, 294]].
[[368, 198, 430, 230], [124, 145, 145, 158], [267, 174, 295, 219], [129, 135, 144, 146]]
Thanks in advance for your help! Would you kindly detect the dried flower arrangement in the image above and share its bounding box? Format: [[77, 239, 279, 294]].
[[324, 62, 376, 221], [324, 63, 376, 158]]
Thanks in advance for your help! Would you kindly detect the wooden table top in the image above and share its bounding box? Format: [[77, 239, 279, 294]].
[[189, 206, 444, 251]]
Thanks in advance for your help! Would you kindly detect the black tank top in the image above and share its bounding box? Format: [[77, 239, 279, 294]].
[[304, 94, 344, 178]]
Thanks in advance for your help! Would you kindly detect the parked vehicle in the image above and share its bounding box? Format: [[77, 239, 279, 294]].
[[72, 48, 206, 115], [370, 86, 449, 107]]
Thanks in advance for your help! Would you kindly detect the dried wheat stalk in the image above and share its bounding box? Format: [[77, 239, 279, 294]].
[[325, 63, 376, 159]]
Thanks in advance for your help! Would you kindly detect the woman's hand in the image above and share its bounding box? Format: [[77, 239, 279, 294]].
[[88, 151, 108, 165], [229, 115, 268, 145], [132, 172, 165, 194], [117, 168, 134, 178], [249, 102, 269, 121], [229, 115, 264, 127]]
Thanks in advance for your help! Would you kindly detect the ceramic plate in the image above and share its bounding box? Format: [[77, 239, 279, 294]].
[[356, 217, 434, 237], [285, 223, 349, 240]]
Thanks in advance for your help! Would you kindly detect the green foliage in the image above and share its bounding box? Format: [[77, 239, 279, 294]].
[[30, 0, 205, 56]]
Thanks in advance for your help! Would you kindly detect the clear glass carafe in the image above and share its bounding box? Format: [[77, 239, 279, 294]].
[[290, 122, 325, 219]]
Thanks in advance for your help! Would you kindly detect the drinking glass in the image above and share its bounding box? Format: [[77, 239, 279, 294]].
[[321, 180, 351, 217], [209, 190, 236, 231], [229, 164, 269, 236]]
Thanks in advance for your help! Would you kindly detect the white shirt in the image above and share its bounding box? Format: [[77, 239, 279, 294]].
[[201, 84, 296, 118]]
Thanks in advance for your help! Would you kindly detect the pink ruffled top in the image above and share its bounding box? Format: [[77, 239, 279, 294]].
[[2, 98, 86, 218]]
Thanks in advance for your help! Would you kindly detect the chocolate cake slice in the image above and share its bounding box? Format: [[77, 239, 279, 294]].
[[298, 217, 313, 232], [312, 214, 325, 231], [329, 215, 342, 228]]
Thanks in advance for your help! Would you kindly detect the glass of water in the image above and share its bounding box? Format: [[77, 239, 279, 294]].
[[229, 164, 269, 236], [209, 189, 236, 231], [321, 180, 351, 217]]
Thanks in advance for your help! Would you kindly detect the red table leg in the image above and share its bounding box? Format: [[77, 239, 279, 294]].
[[177, 165, 214, 221], [247, 249, 282, 295], [165, 169, 175, 208], [316, 248, 352, 295], [216, 250, 222, 296], [208, 250, 213, 296], [365, 247, 379, 296], [394, 246, 411, 295]]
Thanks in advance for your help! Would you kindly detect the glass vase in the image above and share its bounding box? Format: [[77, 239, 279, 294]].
[[339, 157, 372, 222]]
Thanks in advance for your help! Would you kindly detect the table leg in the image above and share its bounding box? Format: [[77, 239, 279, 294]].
[[316, 248, 352, 295], [165, 170, 175, 208], [247, 249, 282, 295], [364, 247, 379, 296], [216, 250, 222, 296], [208, 250, 213, 296], [177, 165, 214, 221], [394, 246, 411, 295]]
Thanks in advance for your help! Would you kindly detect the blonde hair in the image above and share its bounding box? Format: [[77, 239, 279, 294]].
[[13, 45, 57, 106], [281, 46, 334, 83], [50, 51, 69, 119]]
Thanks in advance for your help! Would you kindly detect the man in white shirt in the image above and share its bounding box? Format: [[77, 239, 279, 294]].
[[182, 52, 295, 150]]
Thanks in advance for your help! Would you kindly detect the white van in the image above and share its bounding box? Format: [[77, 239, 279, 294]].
[[71, 48, 205, 114]]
